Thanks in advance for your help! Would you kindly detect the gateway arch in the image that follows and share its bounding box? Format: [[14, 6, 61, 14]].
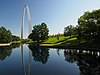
[[21, 5, 32, 39], [21, 5, 32, 75]]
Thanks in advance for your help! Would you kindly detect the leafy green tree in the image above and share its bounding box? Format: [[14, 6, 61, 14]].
[[0, 26, 12, 43], [28, 23, 49, 42], [64, 25, 71, 37], [78, 9, 100, 41], [56, 33, 60, 40], [12, 35, 20, 41], [64, 25, 76, 38]]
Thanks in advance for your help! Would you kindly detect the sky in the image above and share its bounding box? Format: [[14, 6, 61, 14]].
[[0, 0, 100, 38]]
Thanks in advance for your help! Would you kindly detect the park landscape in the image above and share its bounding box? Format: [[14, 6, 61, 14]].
[[0, 9, 100, 49], [0, 0, 100, 75]]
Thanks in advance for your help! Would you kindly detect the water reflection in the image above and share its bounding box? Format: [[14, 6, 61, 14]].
[[1, 44, 100, 75], [21, 44, 32, 75], [56, 49, 60, 56], [28, 45, 49, 64], [64, 49, 100, 75], [0, 44, 20, 61]]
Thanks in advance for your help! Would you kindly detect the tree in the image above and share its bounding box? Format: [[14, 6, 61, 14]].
[[0, 27, 12, 43], [28, 23, 49, 42], [64, 25, 76, 38], [56, 33, 60, 40], [12, 35, 20, 41], [78, 9, 100, 41]]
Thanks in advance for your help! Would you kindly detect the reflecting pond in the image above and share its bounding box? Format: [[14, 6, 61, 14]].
[[0, 44, 100, 75]]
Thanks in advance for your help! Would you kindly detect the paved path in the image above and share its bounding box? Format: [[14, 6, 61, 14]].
[[0, 43, 11, 46]]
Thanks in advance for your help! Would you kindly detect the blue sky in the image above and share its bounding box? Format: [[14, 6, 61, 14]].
[[0, 0, 100, 38]]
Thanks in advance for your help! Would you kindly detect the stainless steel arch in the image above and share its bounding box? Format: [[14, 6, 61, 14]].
[[21, 5, 32, 39]]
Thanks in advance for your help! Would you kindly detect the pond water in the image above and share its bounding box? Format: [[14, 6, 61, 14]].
[[0, 44, 100, 75]]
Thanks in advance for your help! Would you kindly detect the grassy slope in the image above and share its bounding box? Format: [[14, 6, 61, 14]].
[[41, 36, 100, 48], [40, 36, 78, 46]]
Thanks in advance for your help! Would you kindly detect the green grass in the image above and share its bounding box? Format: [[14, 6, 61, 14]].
[[40, 43, 56, 46], [28, 35, 100, 48], [45, 36, 70, 43], [41, 36, 77, 46]]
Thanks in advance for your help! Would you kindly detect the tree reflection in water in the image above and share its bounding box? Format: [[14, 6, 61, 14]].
[[56, 49, 60, 56], [64, 49, 100, 75], [0, 43, 20, 61], [28, 45, 49, 64]]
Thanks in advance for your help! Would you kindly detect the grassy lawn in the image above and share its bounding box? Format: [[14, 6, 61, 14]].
[[44, 36, 70, 43], [40, 36, 77, 46], [26, 35, 100, 48]]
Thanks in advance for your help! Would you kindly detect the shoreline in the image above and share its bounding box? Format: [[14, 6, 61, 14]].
[[0, 41, 20, 46], [0, 42, 100, 51], [39, 45, 100, 51]]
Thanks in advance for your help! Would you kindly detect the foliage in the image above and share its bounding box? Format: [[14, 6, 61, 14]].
[[21, 38, 31, 43], [78, 9, 100, 41], [56, 34, 60, 40], [0, 26, 12, 43], [64, 25, 77, 38], [12, 35, 20, 41], [28, 23, 49, 42]]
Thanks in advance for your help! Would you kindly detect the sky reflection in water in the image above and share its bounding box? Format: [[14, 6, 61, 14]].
[[0, 44, 100, 75]]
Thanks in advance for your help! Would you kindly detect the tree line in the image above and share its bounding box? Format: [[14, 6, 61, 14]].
[[0, 27, 20, 43]]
